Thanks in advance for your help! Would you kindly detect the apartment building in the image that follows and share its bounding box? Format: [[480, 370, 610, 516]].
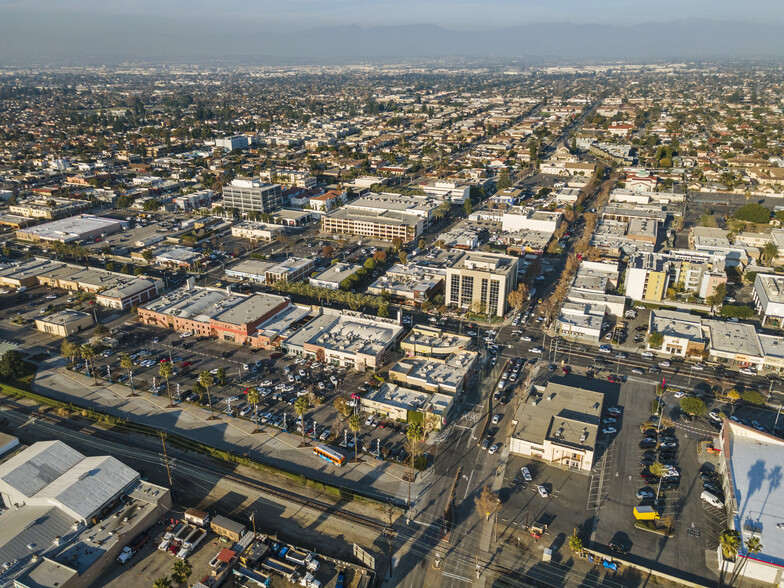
[[222, 178, 282, 214], [445, 251, 519, 317]]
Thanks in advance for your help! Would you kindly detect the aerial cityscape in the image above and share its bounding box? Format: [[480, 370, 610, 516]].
[[1, 3, 784, 588]]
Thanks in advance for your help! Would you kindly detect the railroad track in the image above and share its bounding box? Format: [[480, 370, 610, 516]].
[[3, 397, 392, 534]]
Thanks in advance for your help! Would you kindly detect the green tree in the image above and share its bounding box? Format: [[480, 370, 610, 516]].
[[143, 198, 162, 211], [568, 534, 583, 554], [364, 258, 376, 271], [198, 370, 215, 419], [648, 331, 664, 349], [216, 366, 226, 386], [680, 396, 707, 417], [141, 249, 154, 262], [699, 214, 718, 228], [80, 343, 99, 385], [295, 396, 309, 447], [706, 282, 728, 313], [0, 350, 28, 380], [120, 353, 135, 395], [463, 199, 473, 215], [398, 250, 408, 264], [61, 339, 78, 364], [153, 578, 172, 588], [762, 242, 779, 265], [171, 559, 192, 584], [734, 203, 772, 224], [159, 361, 174, 407], [247, 387, 260, 432], [348, 413, 362, 462], [741, 389, 767, 406], [334, 396, 352, 419]]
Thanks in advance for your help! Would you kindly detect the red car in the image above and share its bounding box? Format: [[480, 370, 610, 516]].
[[562, 366, 571, 374], [271, 352, 283, 359], [607, 375, 617, 383], [159, 358, 170, 363], [180, 361, 192, 367]]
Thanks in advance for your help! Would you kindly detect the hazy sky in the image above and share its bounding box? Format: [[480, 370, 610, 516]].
[[2, 0, 783, 30], [1, 1, 783, 63]]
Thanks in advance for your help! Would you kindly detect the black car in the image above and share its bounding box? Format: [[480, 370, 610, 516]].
[[700, 472, 719, 483], [649, 366, 661, 373], [704, 482, 723, 496], [608, 541, 629, 554], [640, 458, 654, 467], [660, 480, 679, 490], [641, 475, 658, 485], [658, 451, 677, 460], [639, 439, 656, 449]]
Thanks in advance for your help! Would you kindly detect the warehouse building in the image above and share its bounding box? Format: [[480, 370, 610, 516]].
[[35, 310, 93, 337], [0, 440, 170, 588], [15, 215, 127, 243]]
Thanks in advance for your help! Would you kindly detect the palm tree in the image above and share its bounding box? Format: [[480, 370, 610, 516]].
[[80, 343, 98, 385], [171, 559, 192, 584], [120, 353, 135, 395], [718, 529, 741, 588], [762, 242, 779, 266], [348, 414, 362, 462], [649, 461, 668, 503], [152, 578, 172, 588], [294, 396, 309, 447], [728, 535, 762, 587], [159, 361, 174, 407], [246, 387, 260, 433], [406, 423, 424, 509], [198, 370, 215, 419]]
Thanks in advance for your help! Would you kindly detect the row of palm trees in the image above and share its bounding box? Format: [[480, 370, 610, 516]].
[[61, 339, 100, 385], [268, 278, 390, 313], [719, 528, 762, 587]]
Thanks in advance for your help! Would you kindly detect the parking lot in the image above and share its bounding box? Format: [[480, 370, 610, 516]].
[[590, 378, 716, 584]]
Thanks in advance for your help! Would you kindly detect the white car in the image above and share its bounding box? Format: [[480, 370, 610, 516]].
[[659, 361, 671, 368], [521, 335, 533, 342], [261, 380, 272, 387], [488, 444, 499, 455], [537, 485, 548, 498], [641, 351, 653, 359], [240, 405, 253, 416], [492, 414, 502, 424], [708, 411, 722, 422], [602, 427, 617, 435], [178, 331, 192, 338], [530, 347, 543, 354], [673, 391, 685, 399], [692, 363, 705, 371], [739, 368, 756, 376], [364, 415, 374, 427], [521, 467, 532, 482]]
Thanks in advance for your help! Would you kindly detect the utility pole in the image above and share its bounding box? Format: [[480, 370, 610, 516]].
[[160, 431, 173, 488]]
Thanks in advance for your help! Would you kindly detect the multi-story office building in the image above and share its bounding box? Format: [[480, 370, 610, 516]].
[[222, 178, 282, 214], [445, 252, 519, 317]]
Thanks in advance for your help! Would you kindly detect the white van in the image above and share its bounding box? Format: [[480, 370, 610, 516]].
[[641, 351, 654, 359], [701, 490, 724, 508]]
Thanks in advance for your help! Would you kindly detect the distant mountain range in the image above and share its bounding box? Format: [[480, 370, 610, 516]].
[[2, 18, 784, 64]]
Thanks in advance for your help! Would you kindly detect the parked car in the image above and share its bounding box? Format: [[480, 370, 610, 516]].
[[521, 467, 533, 482]]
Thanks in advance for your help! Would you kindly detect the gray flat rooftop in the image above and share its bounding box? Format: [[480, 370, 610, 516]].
[[213, 292, 286, 326], [36, 310, 91, 326], [704, 319, 763, 357], [725, 422, 784, 568], [651, 309, 704, 343], [757, 273, 784, 305], [18, 215, 124, 241], [286, 312, 403, 356], [512, 375, 606, 451], [310, 262, 361, 284]]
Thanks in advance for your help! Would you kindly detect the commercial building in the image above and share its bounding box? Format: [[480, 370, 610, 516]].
[[361, 383, 451, 430], [139, 283, 290, 345], [0, 259, 160, 310], [222, 178, 282, 214], [283, 308, 404, 370], [753, 273, 784, 324], [153, 245, 203, 269], [716, 421, 784, 585], [308, 263, 360, 290], [215, 135, 250, 151], [231, 221, 284, 242], [501, 207, 562, 234], [703, 319, 765, 370], [173, 189, 213, 211], [16, 215, 127, 243], [556, 302, 605, 342], [388, 351, 477, 397], [400, 326, 472, 358], [418, 180, 471, 204], [647, 309, 705, 358], [0, 440, 170, 588], [509, 376, 607, 473], [35, 310, 93, 337], [225, 257, 314, 284], [626, 251, 727, 303], [367, 263, 444, 304], [445, 252, 519, 317], [9, 197, 91, 220]]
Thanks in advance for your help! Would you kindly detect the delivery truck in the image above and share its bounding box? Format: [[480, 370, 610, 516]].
[[633, 505, 660, 520]]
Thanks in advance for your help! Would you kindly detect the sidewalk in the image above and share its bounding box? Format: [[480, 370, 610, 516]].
[[31, 357, 422, 505]]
